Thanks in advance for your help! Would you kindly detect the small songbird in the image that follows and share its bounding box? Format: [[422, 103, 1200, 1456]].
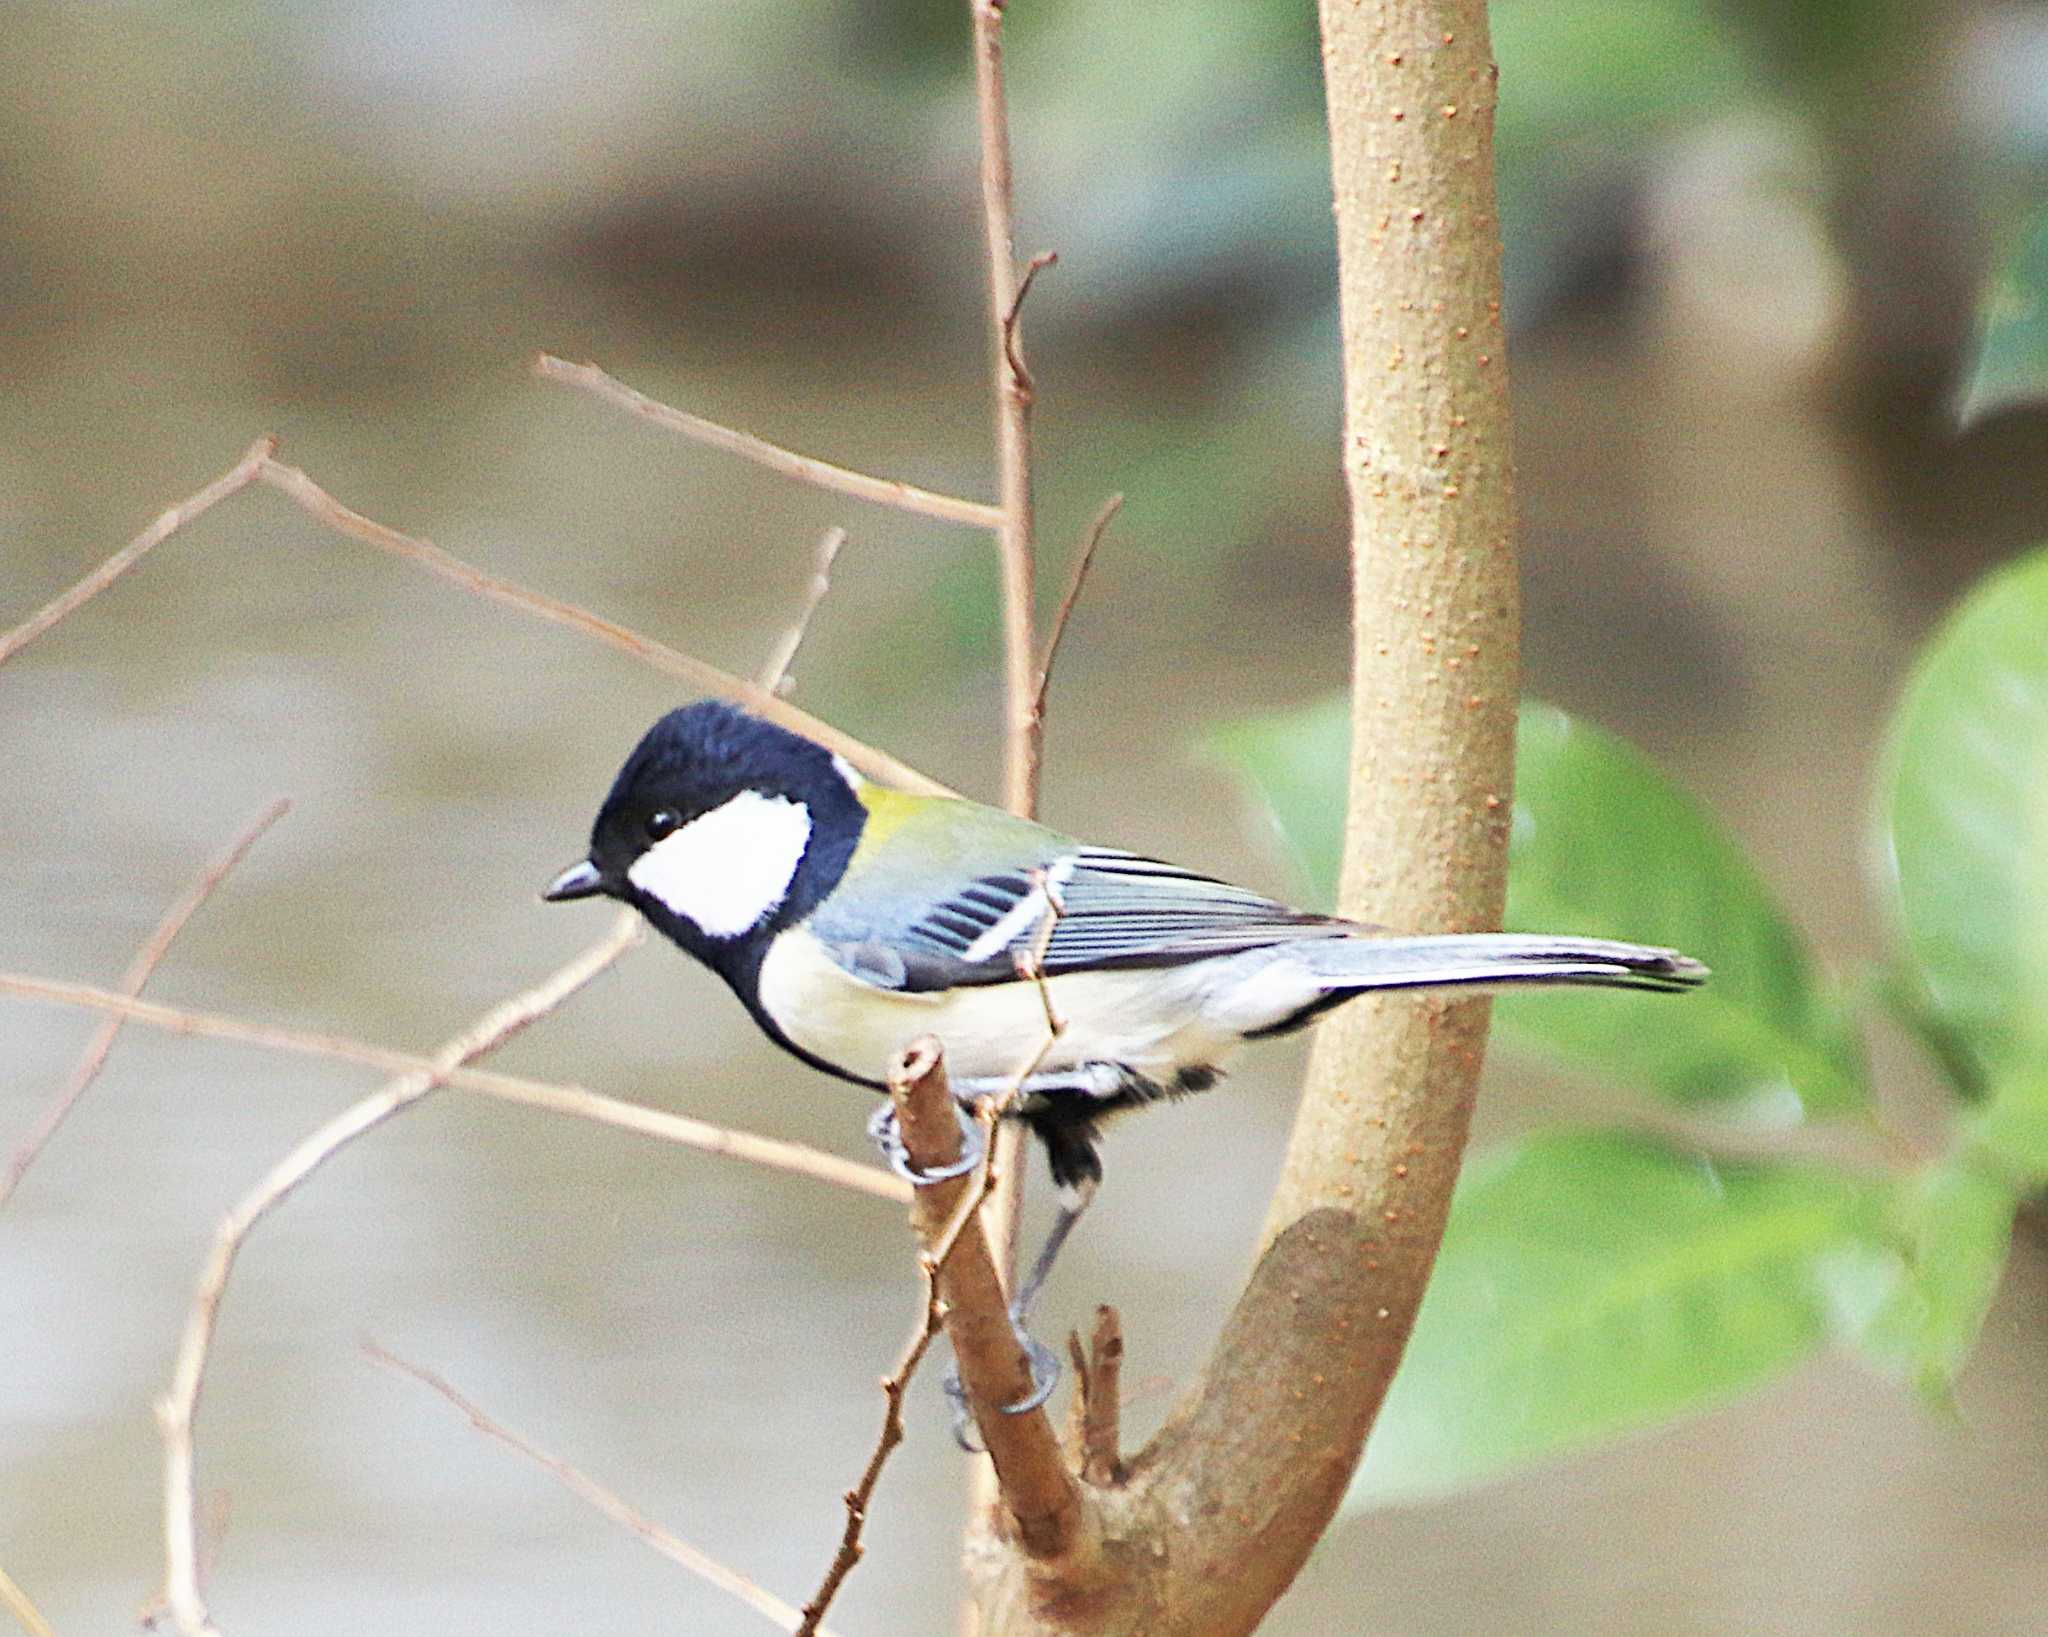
[[544, 701, 1706, 1412]]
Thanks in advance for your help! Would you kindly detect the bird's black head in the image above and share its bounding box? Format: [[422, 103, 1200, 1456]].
[[543, 701, 866, 969]]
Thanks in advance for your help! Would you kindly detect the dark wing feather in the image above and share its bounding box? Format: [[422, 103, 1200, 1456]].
[[823, 848, 1349, 990], [1037, 850, 1348, 973]]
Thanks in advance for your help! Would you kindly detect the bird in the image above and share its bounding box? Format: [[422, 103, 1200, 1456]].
[[544, 700, 1707, 1418]]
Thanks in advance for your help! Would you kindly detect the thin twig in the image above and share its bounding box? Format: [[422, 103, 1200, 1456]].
[[0, 1565, 55, 1637], [803, 983, 1067, 1634], [888, 1039, 1084, 1562], [137, 1493, 229, 1633], [1011, 868, 1068, 1046], [253, 454, 951, 798], [1001, 251, 1059, 399], [0, 437, 275, 668], [1033, 493, 1121, 721], [2, 798, 291, 1209], [798, 1279, 947, 1637], [157, 917, 643, 1637], [971, 5, 1043, 1460], [1066, 1306, 1124, 1487], [972, 0, 1041, 827], [800, 1088, 1013, 1631], [0, 969, 909, 1206], [926, 1099, 1007, 1271], [364, 1342, 832, 1637], [533, 355, 1005, 532], [758, 527, 847, 696]]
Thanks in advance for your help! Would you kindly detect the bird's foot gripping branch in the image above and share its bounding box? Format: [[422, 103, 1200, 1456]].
[[885, 1037, 1091, 1562]]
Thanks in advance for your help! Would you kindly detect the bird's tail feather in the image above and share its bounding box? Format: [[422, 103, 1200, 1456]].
[[1296, 933, 1707, 995]]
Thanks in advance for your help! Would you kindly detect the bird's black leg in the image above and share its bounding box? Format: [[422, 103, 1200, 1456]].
[[1011, 1129, 1102, 1327], [865, 1098, 984, 1185], [942, 1110, 1102, 1450]]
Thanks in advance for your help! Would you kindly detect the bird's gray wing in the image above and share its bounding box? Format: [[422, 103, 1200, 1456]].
[[1036, 850, 1349, 972], [810, 846, 1348, 993]]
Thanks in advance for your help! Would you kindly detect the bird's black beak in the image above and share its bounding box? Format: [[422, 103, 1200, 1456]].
[[542, 859, 605, 902]]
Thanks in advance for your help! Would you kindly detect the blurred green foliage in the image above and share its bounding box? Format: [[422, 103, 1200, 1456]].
[[1879, 547, 2048, 1083], [1209, 698, 1864, 1115], [1350, 1131, 1858, 1505], [1957, 205, 2048, 427], [1209, 541, 2048, 1499]]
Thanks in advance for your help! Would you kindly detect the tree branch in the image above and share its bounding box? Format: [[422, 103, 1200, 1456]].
[[533, 354, 1005, 531], [0, 1565, 55, 1637], [797, 1269, 947, 1636], [364, 1341, 834, 1637], [759, 526, 848, 696], [253, 453, 950, 797], [0, 438, 952, 796], [1065, 1307, 1124, 1488], [965, 4, 1519, 1630], [0, 437, 275, 668], [966, 7, 1047, 1502], [1033, 493, 1121, 722], [0, 969, 910, 1206], [2, 797, 290, 1209], [973, 0, 1043, 824], [157, 917, 642, 1636], [888, 1039, 1087, 1563]]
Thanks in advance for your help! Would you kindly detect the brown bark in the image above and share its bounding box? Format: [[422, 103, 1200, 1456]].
[[963, 1, 1518, 1630], [890, 1039, 1089, 1562]]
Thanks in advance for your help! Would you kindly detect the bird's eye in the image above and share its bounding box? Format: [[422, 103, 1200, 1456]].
[[646, 808, 683, 841]]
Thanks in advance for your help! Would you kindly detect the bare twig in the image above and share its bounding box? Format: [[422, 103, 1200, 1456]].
[[0, 1565, 55, 1637], [971, 0, 1042, 828], [759, 527, 847, 696], [969, 10, 1044, 1474], [889, 1039, 1085, 1562], [137, 1493, 230, 1633], [1011, 867, 1068, 1047], [3, 438, 947, 796], [1033, 493, 1121, 721], [1001, 251, 1059, 398], [157, 918, 643, 1637], [800, 1089, 1016, 1632], [533, 355, 1005, 532], [798, 1277, 947, 1637], [2, 798, 291, 1209], [0, 437, 275, 668], [253, 453, 948, 796], [0, 970, 908, 1207], [364, 1341, 831, 1637], [925, 1098, 1007, 1269], [1066, 1306, 1124, 1487]]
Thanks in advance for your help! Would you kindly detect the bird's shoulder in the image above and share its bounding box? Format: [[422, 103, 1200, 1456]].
[[799, 788, 1073, 991]]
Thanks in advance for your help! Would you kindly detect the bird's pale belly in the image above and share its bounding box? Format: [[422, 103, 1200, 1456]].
[[756, 924, 1265, 1087]]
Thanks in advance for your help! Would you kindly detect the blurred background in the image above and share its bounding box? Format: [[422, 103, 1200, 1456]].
[[4, 1, 2048, 1631]]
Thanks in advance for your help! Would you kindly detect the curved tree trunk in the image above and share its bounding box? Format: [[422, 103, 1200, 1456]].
[[963, 2, 1519, 1629]]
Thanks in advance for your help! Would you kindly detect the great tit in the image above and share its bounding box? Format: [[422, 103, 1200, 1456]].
[[544, 701, 1706, 1410]]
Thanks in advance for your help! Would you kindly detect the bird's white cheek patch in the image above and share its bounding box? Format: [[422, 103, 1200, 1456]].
[[627, 791, 812, 939]]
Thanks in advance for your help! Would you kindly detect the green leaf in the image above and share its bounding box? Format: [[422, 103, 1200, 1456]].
[[1200, 693, 1350, 906], [1955, 204, 2048, 427], [1492, 0, 1755, 157], [1501, 704, 1861, 1114], [1969, 1065, 2048, 1183], [1203, 697, 1864, 1114], [1345, 1131, 1860, 1507], [1849, 1157, 2016, 1402], [1877, 546, 2048, 1083]]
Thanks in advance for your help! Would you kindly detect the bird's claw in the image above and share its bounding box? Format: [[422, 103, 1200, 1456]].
[[941, 1315, 1063, 1452], [866, 1100, 984, 1185]]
